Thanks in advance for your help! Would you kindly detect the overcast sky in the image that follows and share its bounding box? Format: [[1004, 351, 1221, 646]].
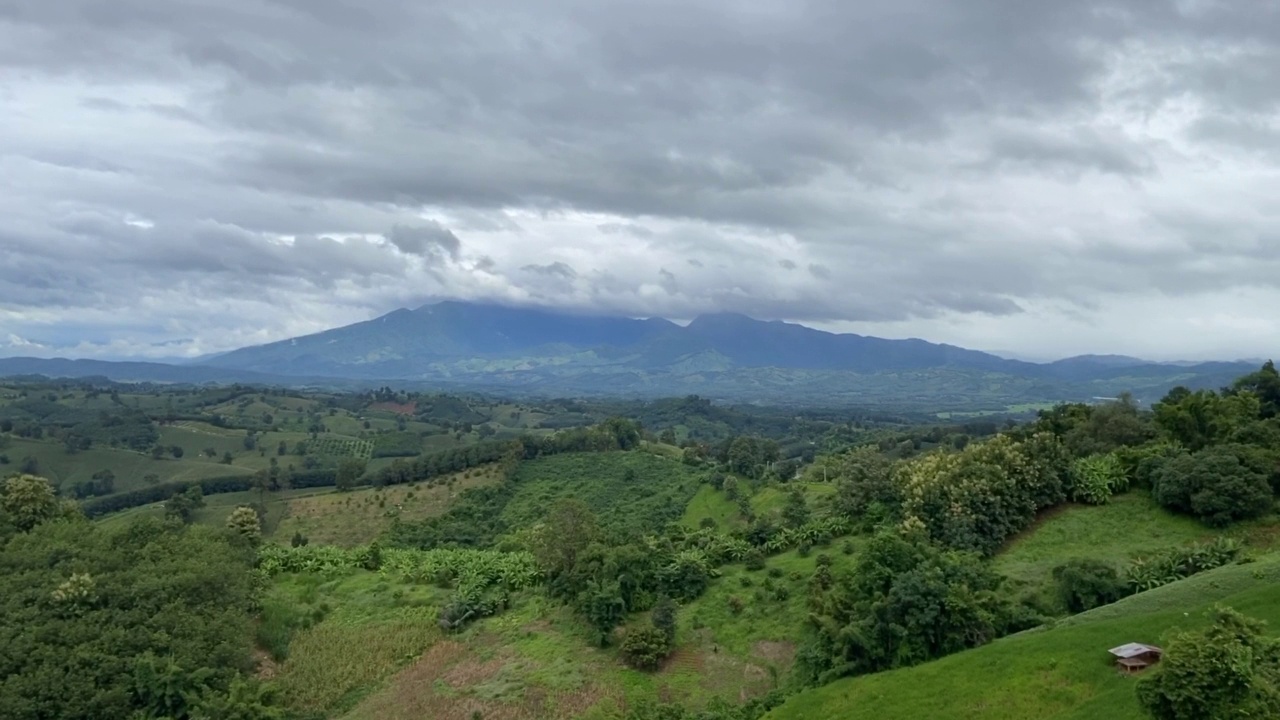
[[2, 1, 1279, 362]]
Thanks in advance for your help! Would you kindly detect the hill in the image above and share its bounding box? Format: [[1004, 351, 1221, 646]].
[[765, 555, 1280, 720]]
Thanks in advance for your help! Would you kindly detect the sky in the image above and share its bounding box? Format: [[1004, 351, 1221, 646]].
[[2, 1, 1279, 363]]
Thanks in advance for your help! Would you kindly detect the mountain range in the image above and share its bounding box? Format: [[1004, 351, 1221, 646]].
[[0, 301, 1262, 410]]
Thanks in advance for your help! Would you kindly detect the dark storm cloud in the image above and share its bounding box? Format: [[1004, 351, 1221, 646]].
[[4, 0, 1280, 358]]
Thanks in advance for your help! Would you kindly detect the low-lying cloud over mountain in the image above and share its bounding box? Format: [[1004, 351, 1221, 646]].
[[3, 1, 1279, 361]]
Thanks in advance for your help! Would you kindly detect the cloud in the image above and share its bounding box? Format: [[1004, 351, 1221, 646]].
[[385, 223, 461, 259], [2, 1, 1280, 360]]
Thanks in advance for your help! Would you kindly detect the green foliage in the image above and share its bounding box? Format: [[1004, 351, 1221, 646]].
[[165, 484, 206, 524], [335, 457, 367, 491], [897, 433, 1071, 554], [1231, 360, 1280, 419], [531, 497, 600, 590], [1, 474, 69, 532], [1052, 558, 1129, 613], [781, 487, 810, 529], [225, 505, 262, 546], [651, 595, 678, 645], [1137, 606, 1280, 719], [829, 445, 899, 528], [621, 625, 673, 670], [370, 431, 423, 458], [766, 557, 1280, 720], [1154, 387, 1260, 452], [501, 451, 706, 543], [721, 436, 781, 479], [0, 517, 266, 719], [1069, 453, 1128, 505], [1123, 537, 1243, 592], [805, 530, 1028, 682], [1152, 446, 1273, 526]]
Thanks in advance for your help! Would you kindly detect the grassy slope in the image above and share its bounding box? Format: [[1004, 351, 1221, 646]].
[[994, 492, 1215, 587], [336, 546, 859, 720], [2, 437, 240, 492], [765, 556, 1280, 720], [681, 484, 742, 529]]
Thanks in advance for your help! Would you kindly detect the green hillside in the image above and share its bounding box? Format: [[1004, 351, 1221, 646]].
[[766, 556, 1280, 720]]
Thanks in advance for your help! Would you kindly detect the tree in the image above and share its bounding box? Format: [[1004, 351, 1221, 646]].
[[1, 474, 65, 532], [532, 499, 599, 594], [1137, 606, 1280, 719], [164, 485, 206, 525], [831, 446, 898, 525], [805, 530, 1023, 680], [651, 596, 678, 646], [659, 428, 678, 445], [225, 506, 261, 546], [577, 579, 627, 647], [150, 444, 166, 460], [781, 487, 810, 528], [1231, 360, 1280, 419], [621, 626, 672, 670], [170, 445, 184, 459], [0, 516, 273, 719], [1152, 446, 1272, 526], [1052, 558, 1128, 613], [335, 458, 367, 491]]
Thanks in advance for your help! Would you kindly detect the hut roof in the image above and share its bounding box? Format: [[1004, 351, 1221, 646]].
[[1109, 643, 1162, 658]]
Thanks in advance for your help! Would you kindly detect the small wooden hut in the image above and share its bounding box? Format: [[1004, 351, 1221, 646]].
[[1109, 642, 1163, 673]]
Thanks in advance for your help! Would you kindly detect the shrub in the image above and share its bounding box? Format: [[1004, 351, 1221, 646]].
[[744, 550, 766, 572], [621, 626, 672, 671], [1069, 453, 1128, 505], [1153, 446, 1272, 526], [727, 596, 744, 615], [1051, 558, 1128, 613], [767, 567, 784, 579]]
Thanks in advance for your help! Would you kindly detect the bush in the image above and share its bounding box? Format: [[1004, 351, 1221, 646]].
[[727, 596, 744, 615], [743, 549, 766, 571], [1069, 453, 1127, 505], [1153, 446, 1272, 526], [1051, 558, 1128, 613], [621, 626, 672, 671]]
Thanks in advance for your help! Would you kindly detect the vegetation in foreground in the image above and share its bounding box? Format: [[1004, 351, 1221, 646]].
[[1, 360, 1278, 719]]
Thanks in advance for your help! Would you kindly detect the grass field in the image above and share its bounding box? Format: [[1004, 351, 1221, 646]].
[[764, 555, 1280, 720], [1, 436, 241, 492], [751, 483, 836, 518], [994, 492, 1216, 588], [681, 485, 743, 529]]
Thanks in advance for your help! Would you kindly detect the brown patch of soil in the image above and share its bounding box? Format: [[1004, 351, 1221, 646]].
[[441, 654, 506, 688], [369, 401, 417, 415], [752, 640, 796, 669], [252, 649, 280, 681]]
